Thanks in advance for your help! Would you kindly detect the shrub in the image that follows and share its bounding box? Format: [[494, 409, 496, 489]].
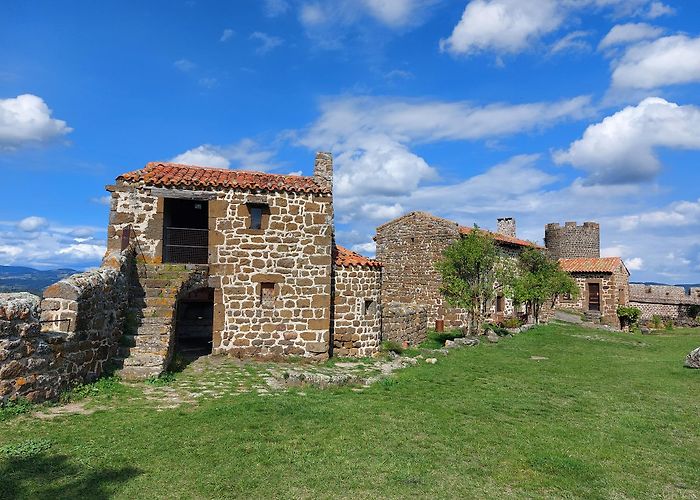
[[502, 316, 523, 329], [688, 304, 700, 319], [380, 341, 404, 355], [617, 306, 641, 329], [664, 319, 674, 331], [652, 315, 663, 329]]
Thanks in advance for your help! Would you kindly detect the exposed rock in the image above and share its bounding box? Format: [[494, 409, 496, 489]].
[[444, 337, 480, 349], [486, 332, 499, 343], [425, 358, 437, 364], [685, 347, 700, 369]]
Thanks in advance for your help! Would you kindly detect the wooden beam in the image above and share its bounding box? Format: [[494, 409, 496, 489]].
[[149, 187, 218, 200]]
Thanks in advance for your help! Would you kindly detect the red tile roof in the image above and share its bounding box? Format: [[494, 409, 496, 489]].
[[117, 162, 329, 194], [458, 225, 543, 249], [334, 245, 382, 268], [559, 257, 625, 274]]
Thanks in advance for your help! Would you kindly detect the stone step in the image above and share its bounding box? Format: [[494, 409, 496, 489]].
[[115, 364, 163, 381], [129, 306, 174, 319], [120, 330, 170, 346], [118, 344, 168, 357], [121, 353, 166, 368], [130, 296, 178, 309]]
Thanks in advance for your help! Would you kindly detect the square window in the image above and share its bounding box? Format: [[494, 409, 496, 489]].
[[260, 282, 275, 307], [247, 203, 269, 230]]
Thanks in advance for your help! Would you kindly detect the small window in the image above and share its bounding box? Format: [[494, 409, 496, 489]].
[[563, 292, 573, 301], [247, 203, 269, 230], [260, 282, 275, 307], [363, 299, 376, 316]]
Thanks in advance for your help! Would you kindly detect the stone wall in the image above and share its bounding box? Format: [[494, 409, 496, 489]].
[[629, 284, 700, 320], [382, 302, 427, 346], [332, 265, 382, 357], [545, 222, 600, 259], [0, 249, 134, 403], [556, 263, 629, 327], [375, 211, 524, 329], [108, 175, 334, 360]]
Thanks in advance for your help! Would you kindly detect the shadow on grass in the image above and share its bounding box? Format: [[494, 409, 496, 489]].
[[0, 453, 141, 499]]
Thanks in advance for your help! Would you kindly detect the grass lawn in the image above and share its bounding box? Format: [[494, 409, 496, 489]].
[[1, 323, 699, 499]]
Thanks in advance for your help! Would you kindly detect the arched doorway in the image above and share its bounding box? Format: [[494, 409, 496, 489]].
[[175, 287, 214, 360]]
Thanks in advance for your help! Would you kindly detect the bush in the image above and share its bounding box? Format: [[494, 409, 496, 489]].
[[688, 304, 700, 319], [501, 316, 523, 329], [617, 306, 641, 329], [380, 341, 404, 355], [664, 319, 674, 331], [652, 315, 663, 329]]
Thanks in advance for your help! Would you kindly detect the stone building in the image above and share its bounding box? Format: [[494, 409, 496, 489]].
[[75, 152, 380, 378], [629, 284, 700, 321], [545, 221, 600, 259], [557, 257, 630, 327], [375, 211, 541, 330]]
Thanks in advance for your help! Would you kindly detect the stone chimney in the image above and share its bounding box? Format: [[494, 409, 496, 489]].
[[497, 217, 516, 238], [313, 152, 333, 193]]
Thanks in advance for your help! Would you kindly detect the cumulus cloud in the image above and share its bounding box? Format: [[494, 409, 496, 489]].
[[17, 216, 48, 232], [440, 0, 672, 57], [249, 32, 284, 54], [610, 35, 700, 89], [440, 0, 564, 56], [0, 94, 72, 150], [646, 1, 675, 18], [615, 198, 700, 231], [171, 139, 278, 171], [598, 22, 664, 50], [554, 97, 700, 185], [0, 218, 105, 269]]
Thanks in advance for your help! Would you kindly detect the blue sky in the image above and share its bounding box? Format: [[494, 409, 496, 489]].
[[2, 0, 700, 283]]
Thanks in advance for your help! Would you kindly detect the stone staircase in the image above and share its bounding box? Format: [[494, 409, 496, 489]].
[[583, 310, 602, 324], [113, 263, 208, 380]]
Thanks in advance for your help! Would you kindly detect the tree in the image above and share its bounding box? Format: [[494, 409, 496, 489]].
[[512, 248, 579, 324], [435, 227, 506, 335]]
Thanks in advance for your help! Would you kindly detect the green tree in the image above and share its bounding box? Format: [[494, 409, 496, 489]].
[[512, 248, 579, 324], [435, 227, 507, 335]]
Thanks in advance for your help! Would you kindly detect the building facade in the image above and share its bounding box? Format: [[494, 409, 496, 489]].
[[374, 211, 541, 330]]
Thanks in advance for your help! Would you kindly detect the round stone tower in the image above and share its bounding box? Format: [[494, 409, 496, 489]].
[[544, 221, 600, 259]]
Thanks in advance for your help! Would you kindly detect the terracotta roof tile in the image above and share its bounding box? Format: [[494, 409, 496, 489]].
[[117, 162, 329, 194], [334, 245, 382, 268], [559, 257, 625, 273]]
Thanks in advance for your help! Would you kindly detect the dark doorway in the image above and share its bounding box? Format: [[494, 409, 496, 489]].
[[174, 287, 214, 361], [163, 198, 209, 264], [588, 283, 601, 312]]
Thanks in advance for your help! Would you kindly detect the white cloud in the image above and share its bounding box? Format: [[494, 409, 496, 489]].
[[598, 22, 664, 50], [610, 35, 700, 89], [0, 94, 72, 150], [0, 219, 105, 269], [440, 0, 564, 56], [220, 28, 234, 42], [554, 97, 700, 185], [361, 0, 436, 27], [550, 30, 592, 55], [625, 257, 644, 270], [615, 198, 700, 231], [91, 196, 112, 206], [171, 139, 278, 171], [198, 77, 218, 89], [645, 1, 675, 18], [440, 0, 672, 57], [173, 59, 196, 72], [264, 0, 290, 17], [17, 216, 48, 232], [249, 32, 284, 54]]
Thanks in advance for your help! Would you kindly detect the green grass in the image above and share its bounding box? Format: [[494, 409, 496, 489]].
[[1, 324, 699, 498]]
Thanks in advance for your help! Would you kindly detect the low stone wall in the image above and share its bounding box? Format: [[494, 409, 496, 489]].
[[630, 284, 700, 321], [382, 302, 427, 346], [0, 249, 134, 403], [332, 265, 382, 357]]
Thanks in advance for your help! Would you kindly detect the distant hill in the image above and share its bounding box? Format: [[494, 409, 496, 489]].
[[0, 266, 78, 296]]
